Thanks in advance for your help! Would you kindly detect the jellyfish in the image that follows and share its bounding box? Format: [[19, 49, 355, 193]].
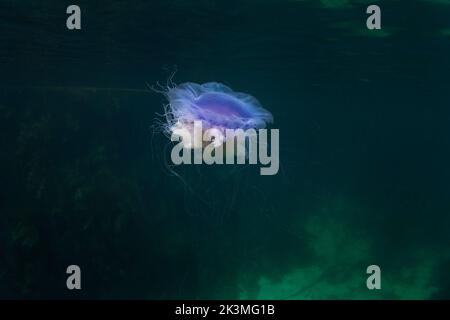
[[160, 82, 273, 151], [154, 81, 278, 225]]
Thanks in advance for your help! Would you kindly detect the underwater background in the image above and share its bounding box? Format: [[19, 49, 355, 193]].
[[1, 0, 450, 299]]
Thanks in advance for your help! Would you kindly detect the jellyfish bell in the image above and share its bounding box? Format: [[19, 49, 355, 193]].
[[164, 82, 273, 130], [164, 81, 272, 141]]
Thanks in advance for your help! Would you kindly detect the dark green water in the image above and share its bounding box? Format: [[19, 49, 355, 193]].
[[1, 0, 450, 299]]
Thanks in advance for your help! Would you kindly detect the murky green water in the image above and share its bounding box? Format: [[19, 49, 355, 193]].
[[1, 0, 450, 299]]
